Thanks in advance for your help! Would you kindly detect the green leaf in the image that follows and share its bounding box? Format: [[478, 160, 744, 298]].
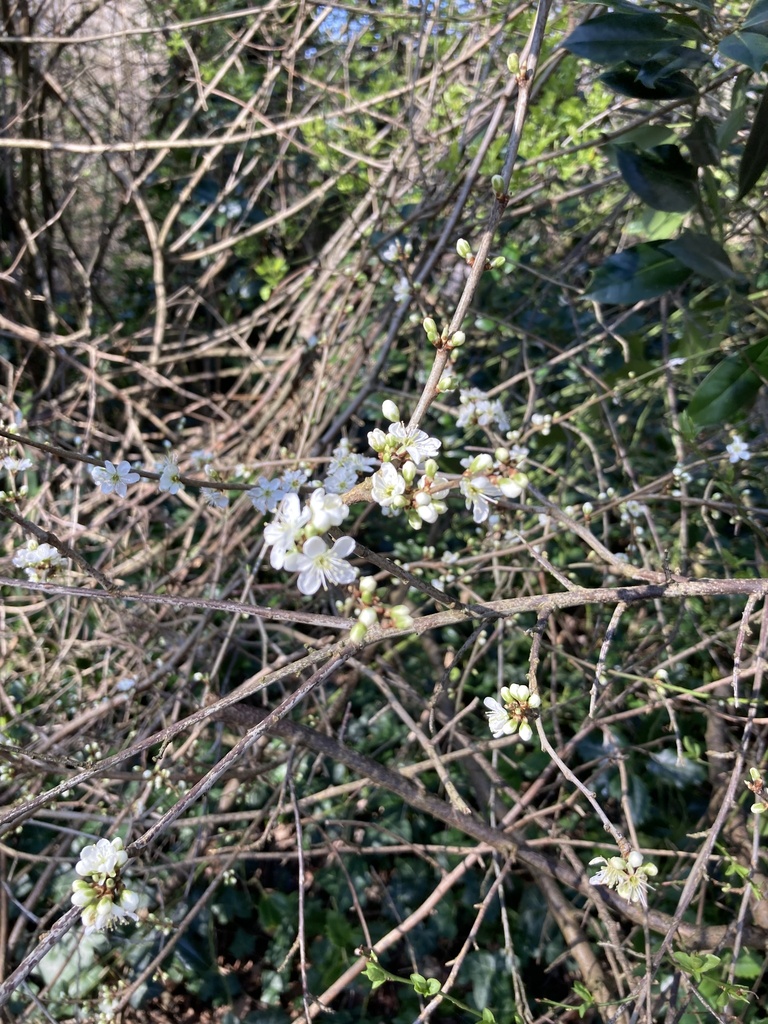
[[683, 115, 720, 166], [686, 337, 768, 428], [660, 232, 738, 280], [562, 12, 682, 66], [585, 243, 691, 304], [718, 31, 768, 71], [737, 86, 768, 199], [600, 64, 696, 99], [615, 145, 698, 211], [481, 1010, 497, 1024], [744, 0, 768, 34]]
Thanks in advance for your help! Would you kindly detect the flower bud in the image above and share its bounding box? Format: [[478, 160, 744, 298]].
[[491, 174, 505, 194], [507, 53, 519, 74], [490, 256, 506, 270], [423, 459, 439, 479], [468, 453, 494, 474], [627, 851, 644, 869], [401, 460, 417, 485], [359, 607, 378, 628], [406, 509, 423, 530], [436, 375, 456, 393], [359, 575, 377, 599], [456, 238, 472, 260], [390, 605, 415, 630], [422, 317, 438, 339], [450, 330, 466, 347], [495, 447, 510, 464], [381, 399, 400, 423], [349, 621, 368, 644]]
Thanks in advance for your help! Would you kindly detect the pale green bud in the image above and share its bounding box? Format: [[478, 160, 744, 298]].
[[436, 375, 456, 393], [406, 509, 423, 530], [490, 256, 506, 270], [349, 621, 368, 644], [401, 460, 417, 485], [390, 605, 415, 630], [381, 399, 400, 423], [491, 174, 505, 194], [451, 330, 466, 347], [424, 459, 439, 479], [359, 575, 377, 598], [359, 607, 378, 628], [507, 53, 519, 74], [422, 317, 438, 338], [495, 447, 510, 464], [582, 501, 594, 517], [456, 238, 472, 260], [468, 453, 494, 474]]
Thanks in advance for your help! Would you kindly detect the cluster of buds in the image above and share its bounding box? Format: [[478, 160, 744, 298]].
[[347, 575, 415, 643], [589, 850, 658, 909], [71, 837, 140, 934], [421, 316, 466, 354], [484, 684, 541, 743], [456, 238, 506, 273], [746, 767, 767, 814], [12, 540, 65, 582], [460, 452, 528, 524]]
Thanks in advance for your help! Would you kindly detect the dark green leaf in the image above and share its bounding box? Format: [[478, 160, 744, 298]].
[[683, 116, 720, 166], [600, 64, 697, 99], [737, 86, 768, 199], [585, 243, 691, 304], [615, 145, 698, 211], [718, 31, 768, 71], [562, 13, 682, 66], [686, 338, 768, 428], [718, 70, 751, 149], [744, 0, 768, 35], [660, 232, 738, 280]]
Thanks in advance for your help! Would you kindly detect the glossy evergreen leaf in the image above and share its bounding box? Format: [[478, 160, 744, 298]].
[[684, 115, 720, 166], [744, 0, 768, 34], [601, 64, 696, 99], [585, 243, 691, 304], [718, 30, 768, 71], [737, 86, 768, 199], [562, 12, 682, 66], [660, 232, 738, 280], [686, 337, 768, 428], [615, 145, 698, 211]]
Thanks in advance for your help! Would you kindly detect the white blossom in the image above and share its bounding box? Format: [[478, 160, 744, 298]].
[[308, 488, 349, 532], [726, 434, 751, 463], [589, 851, 657, 909], [455, 389, 510, 433], [247, 476, 287, 513], [12, 540, 65, 582], [157, 454, 184, 495], [393, 276, 410, 302], [263, 493, 311, 569], [2, 456, 33, 473], [371, 463, 406, 507], [201, 487, 229, 509], [460, 475, 501, 524], [91, 460, 141, 498], [484, 684, 540, 741], [76, 837, 127, 880], [284, 535, 357, 595], [385, 422, 441, 464]]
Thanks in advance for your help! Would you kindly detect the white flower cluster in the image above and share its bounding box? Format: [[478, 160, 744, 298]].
[[263, 489, 358, 595], [12, 540, 65, 582], [589, 850, 658, 909], [71, 837, 140, 935], [455, 388, 510, 433], [459, 452, 528, 525], [484, 684, 541, 743]]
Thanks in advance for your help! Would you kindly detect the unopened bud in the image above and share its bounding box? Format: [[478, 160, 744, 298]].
[[456, 238, 472, 260], [390, 605, 415, 630], [349, 621, 368, 644], [469, 453, 494, 474], [490, 256, 506, 270], [381, 399, 400, 423], [492, 174, 505, 194], [401, 460, 417, 485], [424, 459, 439, 479], [507, 53, 519, 74], [495, 447, 510, 464], [437, 375, 456, 393], [406, 509, 423, 530], [451, 331, 466, 348], [359, 575, 377, 600], [359, 607, 378, 628], [422, 317, 438, 341]]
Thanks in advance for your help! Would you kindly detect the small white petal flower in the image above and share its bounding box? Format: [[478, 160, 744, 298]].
[[157, 454, 184, 495], [371, 463, 406, 507], [386, 422, 441, 464], [2, 456, 33, 472], [309, 488, 349, 533], [247, 476, 287, 514], [12, 541, 65, 582], [263, 492, 311, 569], [726, 434, 751, 463], [90, 459, 141, 497], [284, 535, 358, 595], [393, 276, 411, 303], [76, 837, 127, 880], [460, 475, 500, 524], [483, 696, 517, 738], [201, 487, 230, 509]]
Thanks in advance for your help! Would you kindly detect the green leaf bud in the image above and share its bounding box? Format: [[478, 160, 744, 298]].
[[423, 459, 439, 479], [450, 330, 466, 347], [423, 316, 437, 336], [436, 375, 456, 393], [507, 53, 519, 74], [456, 238, 472, 259], [492, 174, 505, 194], [490, 256, 506, 269]]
